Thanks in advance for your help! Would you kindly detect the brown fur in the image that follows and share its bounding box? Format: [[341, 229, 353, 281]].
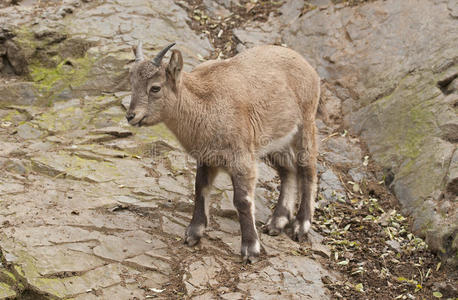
[[128, 44, 320, 263]]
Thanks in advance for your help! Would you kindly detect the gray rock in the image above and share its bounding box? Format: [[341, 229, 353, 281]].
[[90, 126, 132, 137], [16, 123, 42, 140], [255, 187, 275, 224], [310, 0, 332, 6], [238, 256, 336, 299], [4, 40, 29, 75], [185, 256, 221, 296], [3, 158, 29, 176], [161, 216, 186, 236], [203, 0, 231, 18], [446, 149, 458, 197], [67, 0, 212, 70], [0, 178, 25, 195], [348, 167, 367, 183], [213, 0, 240, 9], [281, 0, 458, 263], [448, 0, 458, 17], [0, 82, 38, 106], [234, 19, 282, 49], [319, 169, 346, 202], [0, 142, 20, 157], [220, 292, 245, 300], [309, 229, 331, 258], [322, 136, 362, 167], [385, 240, 401, 252]]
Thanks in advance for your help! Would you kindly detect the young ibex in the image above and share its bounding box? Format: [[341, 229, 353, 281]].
[[127, 42, 320, 263]]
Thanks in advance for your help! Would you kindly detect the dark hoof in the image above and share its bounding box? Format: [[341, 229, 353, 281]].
[[241, 240, 261, 264], [292, 219, 311, 243], [263, 223, 281, 236], [184, 234, 201, 247], [242, 254, 259, 264], [263, 216, 289, 236], [184, 224, 204, 247]]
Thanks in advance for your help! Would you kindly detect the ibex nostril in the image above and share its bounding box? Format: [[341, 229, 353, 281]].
[[126, 113, 135, 122]]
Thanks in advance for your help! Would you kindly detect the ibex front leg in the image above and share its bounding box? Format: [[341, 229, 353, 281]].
[[185, 165, 217, 246], [231, 165, 260, 263]]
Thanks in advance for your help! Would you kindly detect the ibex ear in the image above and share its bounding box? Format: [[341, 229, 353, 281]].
[[166, 50, 183, 88]]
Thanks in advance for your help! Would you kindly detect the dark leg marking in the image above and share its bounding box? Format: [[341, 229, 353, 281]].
[[231, 169, 260, 263], [292, 124, 317, 242], [264, 164, 297, 236], [184, 164, 217, 246]]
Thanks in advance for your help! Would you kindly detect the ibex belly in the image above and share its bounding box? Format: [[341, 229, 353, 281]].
[[257, 125, 298, 158]]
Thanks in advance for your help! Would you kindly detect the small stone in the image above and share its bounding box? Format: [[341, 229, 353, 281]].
[[57, 6, 73, 17], [385, 240, 401, 252], [4, 158, 29, 176], [202, 0, 231, 18], [3, 253, 17, 263], [319, 169, 346, 202], [90, 127, 132, 138], [448, 0, 458, 17], [16, 123, 42, 140], [0, 142, 20, 156], [185, 256, 221, 296], [220, 292, 245, 300]]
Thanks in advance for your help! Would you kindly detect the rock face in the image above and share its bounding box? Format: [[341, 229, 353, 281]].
[[235, 0, 458, 265], [0, 89, 340, 299], [0, 0, 212, 105]]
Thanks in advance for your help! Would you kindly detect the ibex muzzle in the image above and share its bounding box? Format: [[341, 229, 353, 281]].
[[127, 42, 321, 263]]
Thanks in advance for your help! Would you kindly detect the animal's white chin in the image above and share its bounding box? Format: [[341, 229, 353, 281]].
[[131, 116, 160, 127], [128, 114, 147, 126], [137, 116, 147, 127]]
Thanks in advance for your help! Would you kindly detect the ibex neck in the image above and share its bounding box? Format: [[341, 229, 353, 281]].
[[162, 72, 206, 152]]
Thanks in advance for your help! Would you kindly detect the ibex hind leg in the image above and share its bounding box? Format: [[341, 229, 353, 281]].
[[230, 162, 260, 264], [263, 151, 298, 236], [292, 123, 317, 242]]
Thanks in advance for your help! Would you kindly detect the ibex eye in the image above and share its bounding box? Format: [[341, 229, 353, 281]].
[[150, 86, 161, 93]]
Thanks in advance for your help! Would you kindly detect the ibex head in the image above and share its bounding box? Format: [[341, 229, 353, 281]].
[[126, 41, 183, 126]]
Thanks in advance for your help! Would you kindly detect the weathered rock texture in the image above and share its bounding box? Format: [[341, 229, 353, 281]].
[[0, 80, 342, 300], [0, 0, 211, 105], [235, 0, 458, 264]]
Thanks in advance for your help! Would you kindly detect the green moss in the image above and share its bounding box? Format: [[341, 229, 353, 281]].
[[399, 104, 435, 159], [14, 265, 25, 278], [29, 54, 94, 100], [1, 110, 21, 122], [35, 105, 88, 132], [0, 282, 17, 298], [1, 269, 17, 282], [369, 70, 438, 168], [31, 277, 67, 298], [12, 25, 37, 58]]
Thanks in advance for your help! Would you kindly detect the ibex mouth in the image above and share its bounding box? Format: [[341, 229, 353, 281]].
[[136, 116, 147, 127]]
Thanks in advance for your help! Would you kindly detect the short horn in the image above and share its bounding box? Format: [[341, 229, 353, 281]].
[[153, 43, 176, 66], [135, 40, 144, 62]]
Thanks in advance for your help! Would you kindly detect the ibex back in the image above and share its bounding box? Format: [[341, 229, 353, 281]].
[[127, 42, 320, 263]]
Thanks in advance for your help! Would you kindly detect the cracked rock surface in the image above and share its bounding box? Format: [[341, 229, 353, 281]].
[[0, 91, 341, 298]]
